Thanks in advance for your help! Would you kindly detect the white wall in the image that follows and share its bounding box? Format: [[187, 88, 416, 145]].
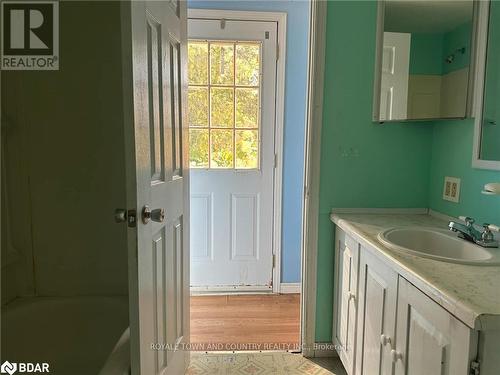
[[1, 2, 128, 300]]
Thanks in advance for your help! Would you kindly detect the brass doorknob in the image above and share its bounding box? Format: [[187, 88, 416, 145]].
[[142, 205, 165, 224]]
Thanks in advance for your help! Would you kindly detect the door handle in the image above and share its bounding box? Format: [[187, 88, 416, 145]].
[[142, 205, 165, 224], [114, 209, 137, 227], [115, 209, 127, 223]]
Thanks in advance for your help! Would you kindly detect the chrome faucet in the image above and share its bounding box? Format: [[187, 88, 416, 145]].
[[449, 216, 499, 248]]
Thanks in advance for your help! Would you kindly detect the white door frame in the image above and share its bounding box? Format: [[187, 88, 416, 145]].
[[188, 9, 287, 294], [301, 0, 328, 357]]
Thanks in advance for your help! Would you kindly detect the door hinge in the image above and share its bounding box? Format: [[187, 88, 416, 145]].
[[274, 153, 278, 169], [470, 360, 480, 375], [272, 254, 276, 268], [276, 42, 279, 61]]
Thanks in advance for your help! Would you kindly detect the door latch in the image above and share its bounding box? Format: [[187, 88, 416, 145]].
[[114, 208, 137, 228]]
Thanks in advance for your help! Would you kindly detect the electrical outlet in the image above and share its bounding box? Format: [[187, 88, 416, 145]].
[[443, 176, 461, 203]]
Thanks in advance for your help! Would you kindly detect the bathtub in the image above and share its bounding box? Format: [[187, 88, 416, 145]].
[[1, 296, 129, 375]]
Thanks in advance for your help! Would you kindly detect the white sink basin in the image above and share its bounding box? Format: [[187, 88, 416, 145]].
[[378, 227, 500, 265]]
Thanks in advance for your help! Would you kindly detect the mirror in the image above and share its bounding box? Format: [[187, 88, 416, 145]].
[[473, 0, 500, 169], [373, 0, 475, 122]]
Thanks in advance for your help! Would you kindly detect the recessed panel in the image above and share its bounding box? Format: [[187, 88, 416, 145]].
[[170, 38, 182, 178], [230, 194, 259, 261], [382, 46, 395, 74], [380, 86, 394, 120], [147, 15, 165, 183], [362, 268, 386, 373], [152, 227, 168, 372], [407, 307, 448, 375], [190, 194, 213, 261], [173, 219, 184, 341]]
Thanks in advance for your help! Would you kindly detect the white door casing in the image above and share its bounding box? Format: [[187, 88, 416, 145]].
[[188, 19, 277, 290], [380, 32, 411, 121], [122, 1, 190, 374]]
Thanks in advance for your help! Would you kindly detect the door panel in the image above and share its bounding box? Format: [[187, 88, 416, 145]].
[[188, 19, 277, 290], [125, 1, 189, 374], [394, 277, 472, 375], [335, 233, 359, 375], [355, 249, 397, 375], [380, 32, 411, 121]]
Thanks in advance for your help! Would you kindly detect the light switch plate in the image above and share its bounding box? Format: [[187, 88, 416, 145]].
[[443, 176, 461, 203]]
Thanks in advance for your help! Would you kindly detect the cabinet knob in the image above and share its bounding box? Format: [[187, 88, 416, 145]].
[[391, 349, 403, 363], [380, 334, 391, 347]]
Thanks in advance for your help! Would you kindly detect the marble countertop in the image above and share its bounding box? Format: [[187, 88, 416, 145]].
[[330, 211, 500, 330]]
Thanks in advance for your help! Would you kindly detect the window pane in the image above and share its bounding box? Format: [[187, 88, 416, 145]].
[[236, 88, 259, 128], [235, 130, 258, 169], [210, 129, 233, 168], [188, 42, 208, 85], [188, 87, 208, 127], [236, 44, 260, 86], [210, 87, 234, 128], [210, 43, 234, 85], [189, 129, 209, 168]]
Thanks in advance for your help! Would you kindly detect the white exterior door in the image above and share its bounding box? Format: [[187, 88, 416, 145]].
[[187, 19, 277, 290], [123, 1, 189, 374], [380, 32, 411, 121]]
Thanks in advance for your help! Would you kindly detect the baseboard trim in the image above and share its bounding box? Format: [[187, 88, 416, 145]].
[[313, 342, 339, 358], [190, 285, 272, 295], [280, 283, 301, 294]]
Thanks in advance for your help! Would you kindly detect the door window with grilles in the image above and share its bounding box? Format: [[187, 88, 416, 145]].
[[188, 40, 261, 169]]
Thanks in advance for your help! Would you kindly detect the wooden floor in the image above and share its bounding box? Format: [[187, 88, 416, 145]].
[[190, 294, 300, 351]]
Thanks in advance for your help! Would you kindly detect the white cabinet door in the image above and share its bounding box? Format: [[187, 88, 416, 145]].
[[355, 247, 398, 375], [394, 277, 473, 375], [334, 229, 360, 374]]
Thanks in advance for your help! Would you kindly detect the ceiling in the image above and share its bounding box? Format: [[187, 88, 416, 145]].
[[384, 0, 474, 34]]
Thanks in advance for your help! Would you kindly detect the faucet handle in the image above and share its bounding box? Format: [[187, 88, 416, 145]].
[[485, 223, 500, 232], [459, 216, 475, 226]]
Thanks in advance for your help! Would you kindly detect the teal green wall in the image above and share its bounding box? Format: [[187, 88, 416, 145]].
[[429, 120, 500, 225], [315, 1, 434, 342], [316, 1, 500, 343], [410, 33, 444, 75]]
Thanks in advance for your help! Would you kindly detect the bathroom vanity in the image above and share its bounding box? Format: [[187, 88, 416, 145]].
[[331, 211, 500, 375]]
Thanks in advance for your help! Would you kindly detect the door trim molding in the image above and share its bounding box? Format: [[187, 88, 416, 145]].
[[280, 283, 301, 294], [301, 0, 327, 357], [188, 9, 287, 295]]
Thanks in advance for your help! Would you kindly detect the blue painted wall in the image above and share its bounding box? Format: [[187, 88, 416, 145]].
[[188, 0, 309, 283]]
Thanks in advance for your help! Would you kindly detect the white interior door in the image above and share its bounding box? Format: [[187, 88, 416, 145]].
[[187, 19, 277, 290], [123, 1, 189, 374], [380, 32, 411, 121]]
